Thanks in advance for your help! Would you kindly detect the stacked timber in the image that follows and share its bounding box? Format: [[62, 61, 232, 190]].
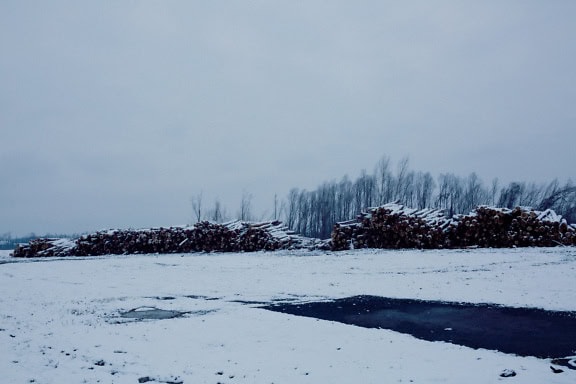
[[12, 238, 76, 258], [226, 220, 326, 251], [445, 206, 576, 248], [12, 204, 575, 257], [73, 226, 202, 256], [332, 203, 449, 250], [13, 220, 320, 258], [189, 222, 238, 253], [332, 202, 576, 250], [330, 219, 357, 251]]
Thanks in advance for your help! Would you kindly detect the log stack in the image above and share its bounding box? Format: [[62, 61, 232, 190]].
[[189, 222, 238, 253], [12, 238, 76, 258], [332, 203, 576, 250], [12, 220, 320, 258], [445, 206, 576, 248], [226, 220, 326, 251], [332, 203, 449, 250], [73, 226, 202, 256], [11, 204, 575, 257], [331, 219, 357, 251]]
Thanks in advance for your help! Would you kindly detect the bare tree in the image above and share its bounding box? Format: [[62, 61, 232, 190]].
[[375, 155, 394, 205], [520, 182, 545, 207], [273, 193, 279, 220], [435, 173, 463, 217], [337, 176, 354, 221], [414, 171, 435, 209], [208, 198, 227, 223], [239, 191, 253, 221], [317, 181, 338, 238], [489, 178, 499, 206], [296, 190, 310, 235], [498, 182, 523, 209], [400, 171, 415, 206], [435, 173, 450, 213], [543, 178, 560, 199], [284, 188, 299, 229], [461, 172, 488, 214], [394, 157, 410, 201], [538, 182, 576, 223], [190, 191, 203, 223], [353, 170, 376, 212]]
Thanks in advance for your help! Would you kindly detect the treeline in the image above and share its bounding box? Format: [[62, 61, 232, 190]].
[[283, 157, 576, 239], [188, 156, 575, 240]]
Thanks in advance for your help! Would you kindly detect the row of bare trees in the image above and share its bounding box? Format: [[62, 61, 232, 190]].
[[282, 157, 576, 239], [190, 190, 255, 224], [189, 156, 575, 240]]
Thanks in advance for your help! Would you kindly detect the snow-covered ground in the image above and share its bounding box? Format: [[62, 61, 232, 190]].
[[1, 247, 576, 383]]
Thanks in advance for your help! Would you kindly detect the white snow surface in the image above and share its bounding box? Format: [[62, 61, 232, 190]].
[[1, 247, 576, 383]]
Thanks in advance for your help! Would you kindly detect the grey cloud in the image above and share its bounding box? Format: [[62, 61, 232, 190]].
[[1, 1, 575, 236]]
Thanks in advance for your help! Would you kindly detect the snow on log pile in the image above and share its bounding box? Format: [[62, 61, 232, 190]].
[[12, 205, 575, 257], [12, 238, 77, 258], [444, 206, 576, 248], [13, 220, 321, 258], [332, 202, 576, 250], [331, 203, 450, 250]]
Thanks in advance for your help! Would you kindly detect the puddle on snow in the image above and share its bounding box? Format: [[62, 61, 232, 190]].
[[120, 307, 188, 320], [262, 295, 576, 359], [116, 306, 217, 322]]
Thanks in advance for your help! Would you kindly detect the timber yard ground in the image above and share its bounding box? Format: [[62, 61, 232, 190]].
[[1, 247, 576, 383]]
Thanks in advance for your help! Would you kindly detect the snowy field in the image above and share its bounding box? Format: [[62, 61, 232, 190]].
[[1, 247, 576, 383]]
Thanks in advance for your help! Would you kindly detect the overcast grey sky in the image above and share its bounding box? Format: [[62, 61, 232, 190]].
[[1, 1, 575, 236]]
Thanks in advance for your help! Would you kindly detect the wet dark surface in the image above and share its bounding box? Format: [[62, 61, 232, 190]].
[[263, 295, 576, 359], [120, 307, 188, 320]]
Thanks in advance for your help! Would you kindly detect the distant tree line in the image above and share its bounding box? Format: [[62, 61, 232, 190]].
[[190, 190, 253, 224], [189, 155, 575, 240], [282, 156, 576, 239]]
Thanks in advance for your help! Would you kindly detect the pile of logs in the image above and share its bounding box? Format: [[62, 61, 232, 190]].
[[13, 220, 321, 258], [332, 203, 576, 250], [12, 203, 576, 257], [445, 206, 576, 248], [12, 238, 77, 258], [332, 204, 450, 250]]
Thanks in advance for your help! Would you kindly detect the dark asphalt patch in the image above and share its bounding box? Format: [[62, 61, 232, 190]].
[[262, 295, 576, 359]]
